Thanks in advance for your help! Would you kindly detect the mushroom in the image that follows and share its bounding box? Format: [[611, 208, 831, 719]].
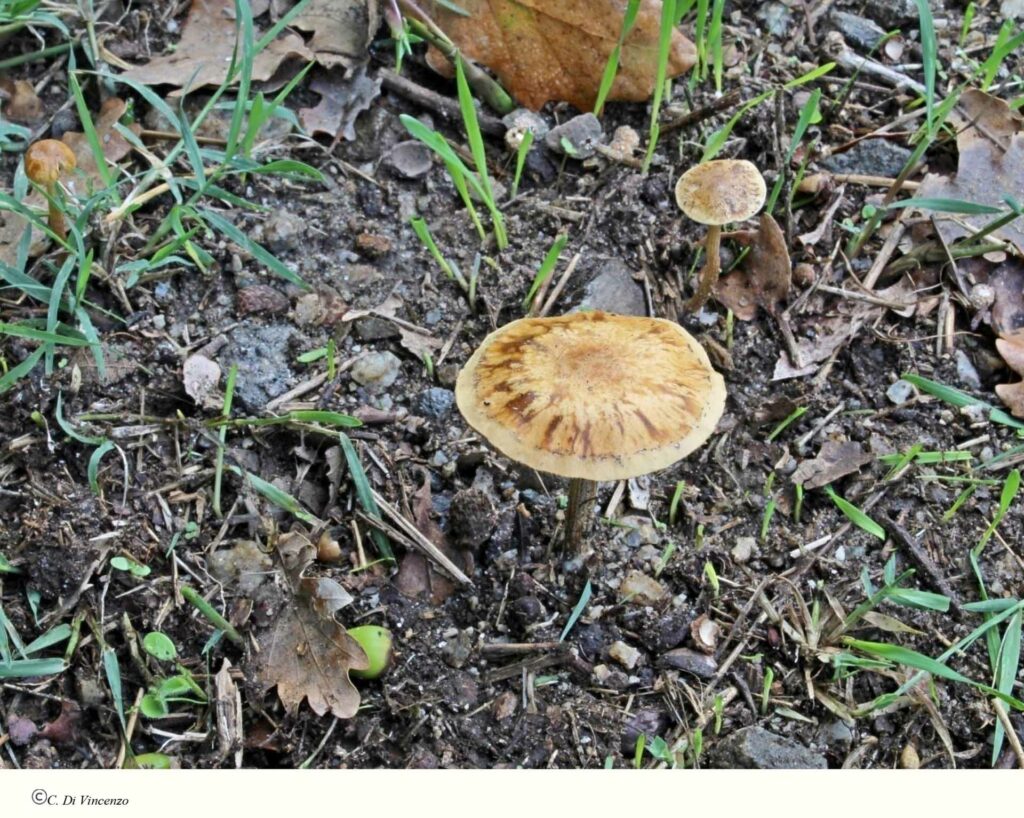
[[455, 311, 726, 552], [675, 159, 766, 312], [25, 139, 77, 240]]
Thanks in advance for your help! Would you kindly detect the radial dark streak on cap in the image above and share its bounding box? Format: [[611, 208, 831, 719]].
[[455, 311, 727, 481]]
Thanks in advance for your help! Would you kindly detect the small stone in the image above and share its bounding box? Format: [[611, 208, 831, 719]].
[[821, 138, 912, 180], [968, 283, 995, 311], [449, 487, 497, 549], [351, 351, 401, 391], [659, 647, 717, 678], [386, 140, 433, 179], [237, 285, 289, 316], [262, 210, 304, 253], [619, 570, 667, 605], [493, 691, 518, 721], [862, 0, 917, 28], [712, 726, 827, 769], [415, 387, 455, 419], [620, 709, 671, 754], [899, 743, 920, 769], [354, 316, 400, 341], [755, 1, 792, 36], [961, 403, 988, 425], [608, 640, 642, 670], [355, 232, 391, 257], [575, 259, 646, 316], [593, 664, 629, 689], [731, 536, 756, 564], [8, 714, 38, 746], [955, 349, 981, 389], [503, 108, 549, 151], [886, 379, 914, 405], [511, 595, 547, 627], [815, 720, 854, 750], [440, 629, 474, 669], [829, 11, 886, 51], [545, 113, 603, 159]]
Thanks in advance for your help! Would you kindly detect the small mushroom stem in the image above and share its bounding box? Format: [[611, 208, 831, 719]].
[[44, 182, 66, 240], [564, 477, 598, 553], [684, 225, 722, 312]]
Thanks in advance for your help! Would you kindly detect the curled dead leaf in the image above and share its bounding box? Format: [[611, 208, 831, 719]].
[[255, 577, 370, 719], [715, 213, 792, 320], [995, 329, 1024, 417], [425, 0, 695, 111], [120, 0, 312, 91]]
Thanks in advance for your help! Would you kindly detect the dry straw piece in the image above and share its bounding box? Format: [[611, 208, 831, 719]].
[[456, 311, 726, 549]]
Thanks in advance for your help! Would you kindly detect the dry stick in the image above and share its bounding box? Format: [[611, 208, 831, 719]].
[[367, 488, 472, 584], [479, 641, 566, 655], [861, 220, 907, 291], [831, 46, 927, 96], [879, 514, 964, 619], [993, 699, 1024, 769], [660, 89, 743, 133], [538, 252, 582, 317], [796, 172, 922, 194], [379, 68, 505, 137]]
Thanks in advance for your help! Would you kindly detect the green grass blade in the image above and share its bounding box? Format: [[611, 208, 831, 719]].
[[87, 440, 116, 494], [0, 658, 66, 679], [901, 373, 1024, 430], [824, 486, 886, 539], [227, 465, 316, 524], [523, 232, 568, 310], [992, 610, 1022, 764], [198, 208, 308, 289], [913, 0, 937, 125], [559, 580, 592, 642], [338, 433, 394, 561]]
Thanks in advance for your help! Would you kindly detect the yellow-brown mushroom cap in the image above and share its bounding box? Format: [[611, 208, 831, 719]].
[[455, 311, 726, 481], [674, 159, 766, 226], [25, 139, 77, 187]]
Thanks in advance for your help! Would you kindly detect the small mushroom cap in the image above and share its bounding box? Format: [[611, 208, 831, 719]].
[[455, 311, 726, 481], [25, 139, 77, 186], [675, 159, 766, 226]]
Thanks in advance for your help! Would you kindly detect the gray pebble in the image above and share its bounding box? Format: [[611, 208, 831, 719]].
[[886, 379, 914, 405], [829, 11, 886, 51], [545, 113, 603, 159], [415, 387, 456, 419], [711, 726, 827, 769], [351, 351, 401, 391]]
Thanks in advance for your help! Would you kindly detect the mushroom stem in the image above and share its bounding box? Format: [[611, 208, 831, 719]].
[[44, 183, 66, 240], [684, 225, 722, 312], [564, 477, 597, 553]]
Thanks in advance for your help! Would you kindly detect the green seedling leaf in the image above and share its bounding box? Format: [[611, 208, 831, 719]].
[[977, 469, 1020, 550], [523, 232, 568, 311], [110, 555, 151, 578], [890, 197, 1003, 215], [140, 692, 169, 718], [824, 486, 885, 540], [963, 599, 1020, 614], [560, 580, 592, 643], [143, 631, 177, 661], [0, 553, 19, 574], [199, 208, 307, 289], [886, 588, 951, 612], [226, 465, 316, 524], [87, 440, 116, 494], [130, 752, 174, 769], [24, 624, 72, 655], [103, 647, 126, 732]]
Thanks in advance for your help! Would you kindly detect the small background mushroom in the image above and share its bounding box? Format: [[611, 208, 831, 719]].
[[675, 159, 767, 312]]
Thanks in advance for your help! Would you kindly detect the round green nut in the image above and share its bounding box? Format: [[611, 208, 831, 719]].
[[347, 625, 394, 680]]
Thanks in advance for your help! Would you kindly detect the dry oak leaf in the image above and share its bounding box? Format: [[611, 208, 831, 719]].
[[285, 0, 381, 68], [298, 65, 381, 143], [995, 329, 1024, 418], [915, 89, 1024, 254], [0, 77, 45, 124], [120, 0, 312, 90], [424, 0, 696, 111], [61, 97, 141, 191], [255, 577, 370, 719], [714, 213, 792, 320]]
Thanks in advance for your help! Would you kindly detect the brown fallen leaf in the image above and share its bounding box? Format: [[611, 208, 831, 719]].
[[0, 77, 44, 124], [790, 440, 873, 490], [714, 213, 792, 320], [183, 353, 223, 410], [38, 700, 81, 745], [61, 97, 141, 191], [255, 576, 369, 719], [996, 329, 1024, 417], [425, 0, 695, 111], [120, 0, 312, 91], [915, 89, 1024, 253], [286, 0, 381, 68], [298, 65, 381, 144]]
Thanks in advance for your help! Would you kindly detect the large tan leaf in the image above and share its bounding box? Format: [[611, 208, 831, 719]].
[[120, 0, 311, 90], [255, 577, 370, 719], [286, 0, 381, 68], [425, 0, 695, 111], [915, 89, 1024, 253]]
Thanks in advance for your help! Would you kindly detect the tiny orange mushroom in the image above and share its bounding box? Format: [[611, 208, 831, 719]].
[[456, 311, 726, 552], [25, 139, 77, 240]]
